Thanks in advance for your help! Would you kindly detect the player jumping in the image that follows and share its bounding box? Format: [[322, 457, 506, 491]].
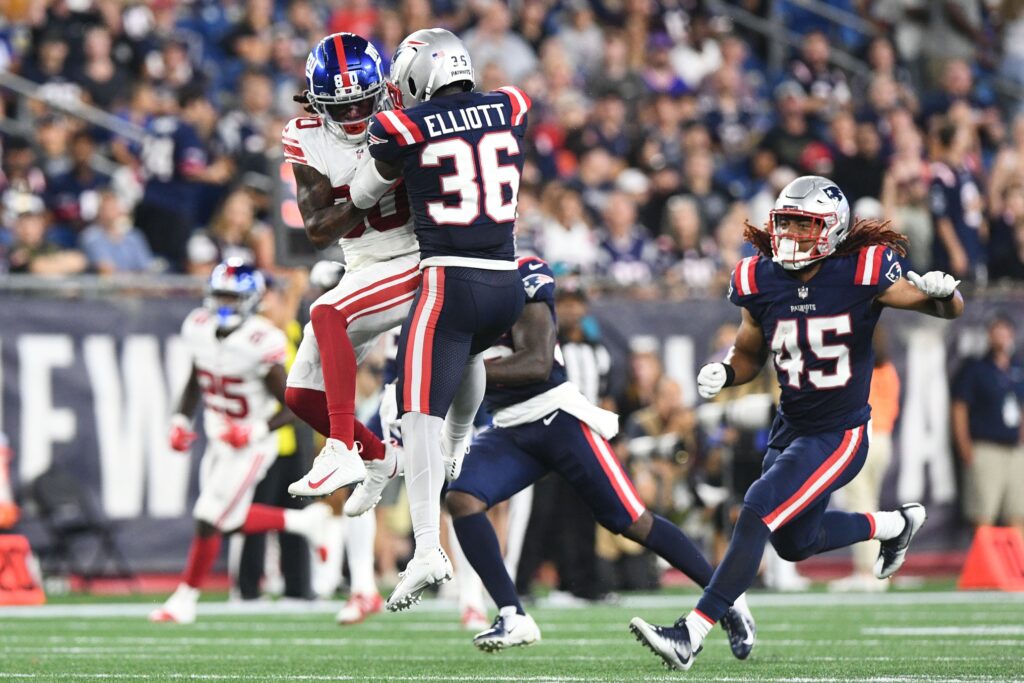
[[151, 259, 330, 624], [629, 176, 964, 670], [342, 28, 528, 611], [446, 256, 756, 655], [282, 33, 415, 516]]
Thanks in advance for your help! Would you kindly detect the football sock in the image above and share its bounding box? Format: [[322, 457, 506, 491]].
[[641, 514, 714, 587], [868, 510, 906, 540], [310, 304, 356, 447], [242, 504, 286, 534], [402, 412, 445, 553], [346, 509, 378, 594], [695, 506, 770, 623], [182, 535, 223, 589], [684, 609, 715, 650], [441, 354, 485, 459], [354, 420, 385, 461], [284, 386, 330, 437], [453, 512, 524, 615]]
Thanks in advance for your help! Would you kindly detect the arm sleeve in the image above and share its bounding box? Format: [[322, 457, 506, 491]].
[[349, 152, 397, 210]]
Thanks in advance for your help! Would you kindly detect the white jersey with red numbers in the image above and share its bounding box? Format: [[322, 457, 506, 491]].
[[181, 308, 288, 439], [282, 116, 418, 272]]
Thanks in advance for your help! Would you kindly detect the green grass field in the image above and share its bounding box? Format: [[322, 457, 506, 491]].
[[3, 590, 1024, 682]]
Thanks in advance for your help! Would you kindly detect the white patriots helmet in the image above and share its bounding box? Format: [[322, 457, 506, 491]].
[[769, 175, 851, 270], [388, 28, 475, 108]]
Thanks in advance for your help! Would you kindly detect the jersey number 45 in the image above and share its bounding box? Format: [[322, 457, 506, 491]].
[[420, 132, 521, 226], [771, 315, 853, 390]]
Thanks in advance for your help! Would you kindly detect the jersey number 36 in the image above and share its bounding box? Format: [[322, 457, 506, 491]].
[[420, 132, 521, 226], [771, 315, 852, 390]]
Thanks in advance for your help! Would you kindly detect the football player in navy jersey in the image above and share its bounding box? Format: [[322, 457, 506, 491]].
[[344, 28, 527, 611], [630, 176, 964, 671], [444, 256, 756, 654]]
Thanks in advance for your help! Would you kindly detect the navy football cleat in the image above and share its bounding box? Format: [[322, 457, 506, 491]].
[[629, 617, 697, 671], [720, 605, 756, 660], [472, 611, 541, 652], [875, 503, 927, 580]]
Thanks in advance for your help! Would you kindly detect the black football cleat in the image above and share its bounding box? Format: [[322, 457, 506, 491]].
[[629, 617, 697, 671], [875, 503, 927, 580], [720, 605, 756, 660]]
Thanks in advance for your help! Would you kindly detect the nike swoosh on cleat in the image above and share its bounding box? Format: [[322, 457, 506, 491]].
[[307, 469, 339, 489]]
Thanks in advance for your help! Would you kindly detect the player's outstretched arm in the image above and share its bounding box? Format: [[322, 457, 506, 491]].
[[698, 308, 768, 399], [875, 272, 964, 319], [263, 364, 297, 431], [293, 163, 371, 249], [484, 303, 557, 386]]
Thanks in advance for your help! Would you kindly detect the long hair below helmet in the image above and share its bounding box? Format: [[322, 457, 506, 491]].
[[744, 218, 909, 260]]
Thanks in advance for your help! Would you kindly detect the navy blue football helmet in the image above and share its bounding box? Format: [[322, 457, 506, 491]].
[[305, 33, 386, 142], [205, 258, 266, 330]]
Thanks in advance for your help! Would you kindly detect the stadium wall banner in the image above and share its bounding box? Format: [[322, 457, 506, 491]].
[[0, 293, 1020, 571]]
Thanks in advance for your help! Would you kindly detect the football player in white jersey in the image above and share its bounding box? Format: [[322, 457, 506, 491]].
[[281, 33, 414, 524], [150, 260, 331, 625]]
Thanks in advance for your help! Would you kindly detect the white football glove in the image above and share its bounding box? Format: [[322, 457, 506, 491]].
[[697, 363, 729, 400], [906, 270, 960, 299]]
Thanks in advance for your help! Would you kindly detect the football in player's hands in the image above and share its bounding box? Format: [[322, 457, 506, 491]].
[[907, 270, 960, 299], [697, 363, 729, 399], [169, 414, 196, 452]]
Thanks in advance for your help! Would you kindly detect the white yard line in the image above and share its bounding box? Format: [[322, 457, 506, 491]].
[[862, 626, 1024, 636]]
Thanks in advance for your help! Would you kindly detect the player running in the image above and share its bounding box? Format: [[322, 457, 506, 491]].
[[281, 33, 413, 512], [340, 28, 528, 611], [151, 259, 330, 624], [446, 256, 756, 654], [630, 176, 964, 670]]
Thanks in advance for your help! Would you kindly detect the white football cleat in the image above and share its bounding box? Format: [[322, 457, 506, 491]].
[[288, 439, 366, 497], [336, 592, 383, 625], [473, 609, 542, 652], [344, 440, 401, 517], [875, 503, 927, 579], [461, 605, 490, 632], [148, 583, 199, 625], [386, 547, 453, 612]]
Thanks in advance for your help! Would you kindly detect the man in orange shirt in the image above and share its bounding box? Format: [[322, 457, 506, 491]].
[[830, 329, 901, 592]]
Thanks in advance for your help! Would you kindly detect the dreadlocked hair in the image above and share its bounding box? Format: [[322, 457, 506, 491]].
[[293, 90, 317, 115], [742, 218, 909, 259]]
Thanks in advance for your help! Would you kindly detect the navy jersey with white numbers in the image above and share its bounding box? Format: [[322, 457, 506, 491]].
[[366, 87, 531, 264], [729, 245, 903, 434], [482, 256, 568, 412]]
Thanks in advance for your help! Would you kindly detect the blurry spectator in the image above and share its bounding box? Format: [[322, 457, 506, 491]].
[[830, 329, 901, 592], [556, 282, 612, 407], [187, 188, 273, 277], [80, 189, 155, 274], [587, 31, 647, 113], [537, 185, 600, 274], [669, 11, 722, 90], [619, 345, 664, 422], [462, 3, 538, 84], [999, 1, 1024, 115], [951, 315, 1024, 537], [679, 149, 731, 233], [761, 81, 819, 173], [46, 131, 111, 239], [868, 0, 929, 84], [987, 114, 1024, 216], [643, 33, 690, 98], [638, 94, 685, 189], [557, 0, 604, 78], [596, 192, 659, 288], [0, 136, 47, 196], [922, 59, 1000, 147], [569, 147, 617, 219], [786, 30, 851, 122], [514, 0, 553, 54], [218, 69, 275, 180], [700, 66, 766, 169], [76, 25, 128, 110], [35, 115, 72, 179], [988, 184, 1024, 281], [881, 124, 933, 271], [924, 1, 986, 82], [574, 92, 631, 162], [6, 194, 87, 276], [833, 122, 886, 205], [715, 202, 755, 271], [135, 87, 233, 272], [111, 84, 157, 171], [929, 121, 987, 281], [20, 31, 82, 114], [851, 36, 919, 112], [659, 195, 719, 294]]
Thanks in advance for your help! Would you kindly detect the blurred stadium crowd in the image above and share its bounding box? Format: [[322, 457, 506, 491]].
[[1, 0, 1024, 291], [1, 0, 1023, 599]]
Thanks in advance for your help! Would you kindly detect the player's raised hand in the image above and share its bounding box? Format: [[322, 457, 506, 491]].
[[697, 363, 729, 399], [907, 271, 960, 299], [219, 421, 269, 449], [169, 414, 197, 452]]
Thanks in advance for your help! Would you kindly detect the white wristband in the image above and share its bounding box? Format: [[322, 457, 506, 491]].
[[350, 156, 395, 210]]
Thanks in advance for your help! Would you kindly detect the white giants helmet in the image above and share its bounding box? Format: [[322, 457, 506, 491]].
[[769, 175, 851, 270], [388, 28, 475, 108]]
